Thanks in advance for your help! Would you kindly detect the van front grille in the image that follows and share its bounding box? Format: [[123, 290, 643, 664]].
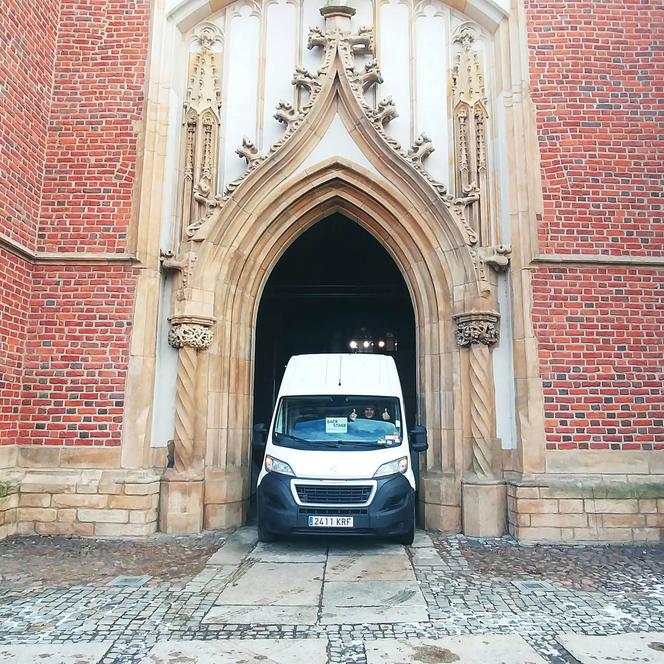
[[295, 484, 373, 505], [298, 507, 368, 516]]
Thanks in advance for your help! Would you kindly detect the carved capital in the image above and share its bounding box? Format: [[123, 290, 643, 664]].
[[454, 311, 500, 347], [168, 322, 213, 351]]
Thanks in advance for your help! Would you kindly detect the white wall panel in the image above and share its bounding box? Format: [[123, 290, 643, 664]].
[[222, 4, 261, 187], [262, 0, 297, 151], [493, 272, 517, 449], [297, 113, 381, 177], [378, 0, 411, 150], [301, 0, 325, 74], [414, 5, 449, 186]]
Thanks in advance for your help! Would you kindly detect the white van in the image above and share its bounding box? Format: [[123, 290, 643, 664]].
[[252, 353, 428, 544]]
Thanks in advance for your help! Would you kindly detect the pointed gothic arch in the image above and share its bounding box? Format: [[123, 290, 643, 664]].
[[159, 13, 508, 535]]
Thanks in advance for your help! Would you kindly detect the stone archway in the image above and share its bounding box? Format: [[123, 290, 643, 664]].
[[158, 11, 508, 537]]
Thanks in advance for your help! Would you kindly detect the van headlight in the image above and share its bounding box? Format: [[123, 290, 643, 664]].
[[265, 455, 294, 476], [373, 456, 408, 477]]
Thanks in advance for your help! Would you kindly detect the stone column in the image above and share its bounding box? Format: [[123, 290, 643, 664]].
[[454, 311, 507, 537], [159, 317, 213, 534]]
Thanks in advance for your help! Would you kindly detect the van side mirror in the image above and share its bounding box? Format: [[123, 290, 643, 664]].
[[409, 425, 428, 453], [252, 423, 267, 466]]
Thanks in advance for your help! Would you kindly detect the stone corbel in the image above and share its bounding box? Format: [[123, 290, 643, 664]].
[[160, 249, 197, 300], [481, 244, 512, 271], [167, 315, 215, 478], [453, 311, 500, 480]]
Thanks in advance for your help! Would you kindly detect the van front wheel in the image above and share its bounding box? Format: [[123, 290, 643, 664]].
[[257, 518, 275, 543], [396, 505, 415, 545]]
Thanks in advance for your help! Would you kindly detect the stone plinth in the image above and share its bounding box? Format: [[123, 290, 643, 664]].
[[419, 471, 462, 532], [203, 467, 249, 529], [462, 479, 507, 537], [159, 476, 204, 534]]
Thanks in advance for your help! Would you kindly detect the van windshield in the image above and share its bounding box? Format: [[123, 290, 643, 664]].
[[273, 395, 403, 450]]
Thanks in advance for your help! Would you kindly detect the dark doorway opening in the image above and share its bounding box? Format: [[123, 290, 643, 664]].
[[253, 214, 417, 437]]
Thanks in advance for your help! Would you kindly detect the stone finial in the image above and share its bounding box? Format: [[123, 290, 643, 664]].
[[453, 311, 500, 347]]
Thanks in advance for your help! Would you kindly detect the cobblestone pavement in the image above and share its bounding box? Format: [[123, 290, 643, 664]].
[[0, 529, 662, 663]]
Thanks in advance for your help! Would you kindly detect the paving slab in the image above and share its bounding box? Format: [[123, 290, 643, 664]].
[[205, 528, 257, 566], [410, 530, 434, 548], [140, 639, 328, 664], [325, 553, 415, 581], [323, 580, 425, 607], [0, 642, 113, 664], [410, 546, 446, 566], [216, 562, 324, 606], [320, 604, 429, 624], [250, 540, 328, 562], [558, 632, 664, 663], [203, 603, 319, 625], [364, 636, 547, 663], [327, 541, 405, 556]]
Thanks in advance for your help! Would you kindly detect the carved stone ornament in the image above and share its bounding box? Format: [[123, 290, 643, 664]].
[[454, 311, 500, 347], [160, 249, 198, 300], [452, 23, 490, 245], [235, 135, 263, 166], [407, 133, 434, 165], [168, 323, 213, 351], [184, 3, 509, 298], [180, 25, 223, 240]]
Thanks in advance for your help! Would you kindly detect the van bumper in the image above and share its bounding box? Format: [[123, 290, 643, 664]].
[[257, 472, 414, 539]]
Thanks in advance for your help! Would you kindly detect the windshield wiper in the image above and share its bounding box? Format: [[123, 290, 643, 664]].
[[274, 432, 309, 443]]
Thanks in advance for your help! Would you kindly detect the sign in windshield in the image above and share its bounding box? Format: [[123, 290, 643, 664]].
[[273, 395, 402, 450]]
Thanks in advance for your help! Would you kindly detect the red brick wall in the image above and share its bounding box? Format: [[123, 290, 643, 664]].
[[0, 1, 59, 445], [0, 0, 60, 248], [17, 265, 137, 447], [527, 1, 664, 451], [0, 250, 33, 446], [1, 0, 150, 447], [532, 267, 663, 450], [526, 0, 663, 256], [37, 0, 151, 253]]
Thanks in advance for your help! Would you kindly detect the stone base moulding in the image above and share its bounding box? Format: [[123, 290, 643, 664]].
[[4, 469, 160, 538], [159, 475, 204, 534], [462, 479, 507, 537], [507, 476, 664, 543]]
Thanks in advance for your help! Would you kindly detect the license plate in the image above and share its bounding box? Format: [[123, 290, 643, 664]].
[[308, 516, 354, 528]]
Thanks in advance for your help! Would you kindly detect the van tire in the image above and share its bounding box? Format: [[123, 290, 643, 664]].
[[396, 503, 415, 545], [397, 522, 415, 545], [257, 519, 274, 543]]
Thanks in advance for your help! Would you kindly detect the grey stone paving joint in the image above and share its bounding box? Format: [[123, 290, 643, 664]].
[[0, 529, 662, 663]]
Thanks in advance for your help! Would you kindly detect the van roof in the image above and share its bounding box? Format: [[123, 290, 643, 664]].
[[277, 354, 402, 398]]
